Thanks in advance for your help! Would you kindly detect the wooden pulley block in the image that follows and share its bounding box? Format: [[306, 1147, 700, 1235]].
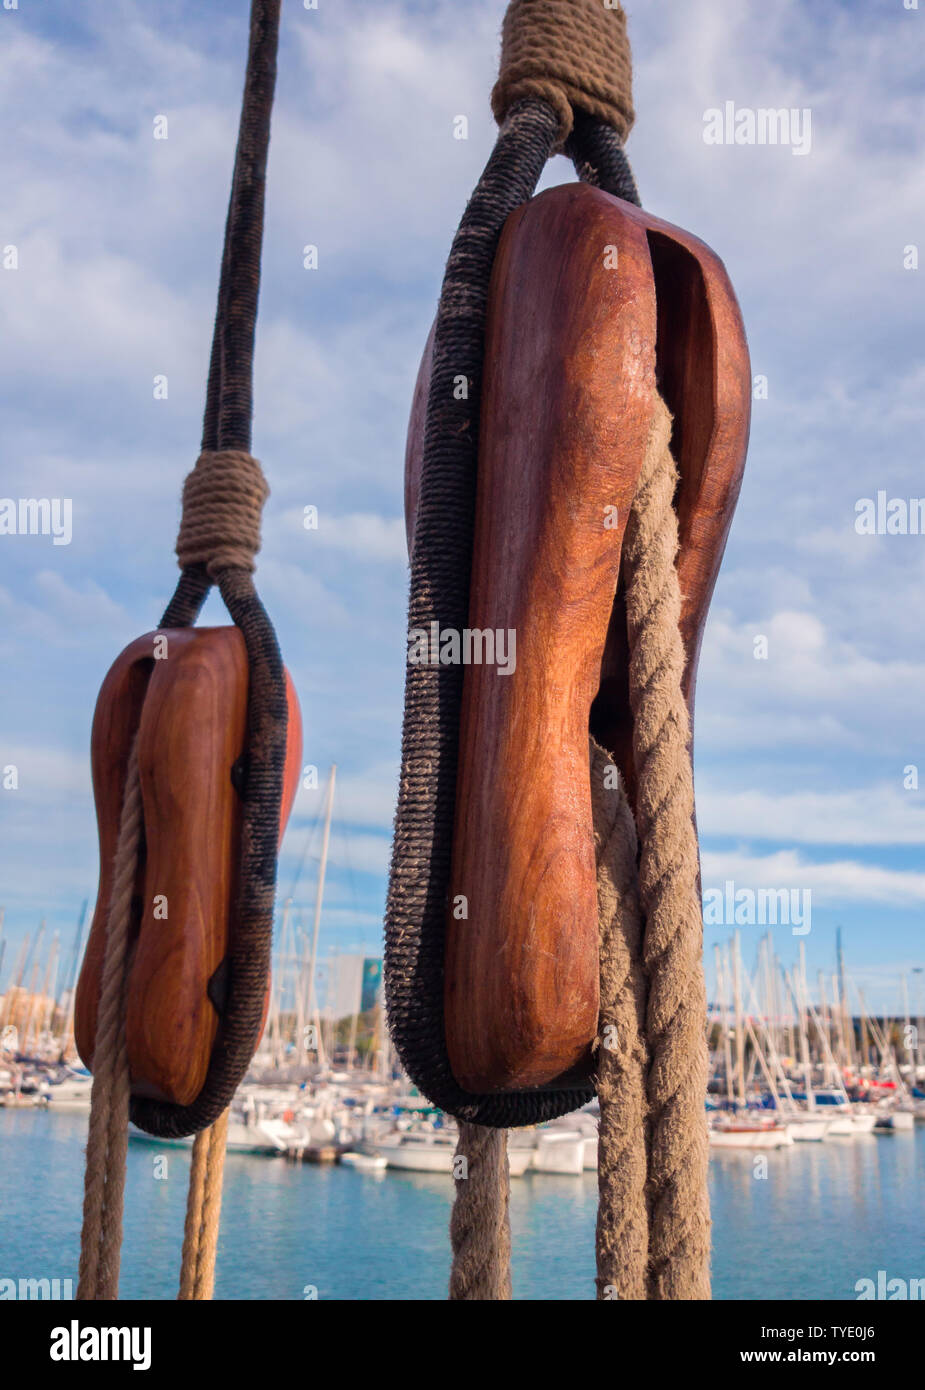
[[405, 181, 751, 1094], [74, 627, 302, 1107]]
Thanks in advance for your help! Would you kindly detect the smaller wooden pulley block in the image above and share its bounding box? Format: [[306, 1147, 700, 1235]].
[[74, 627, 302, 1108]]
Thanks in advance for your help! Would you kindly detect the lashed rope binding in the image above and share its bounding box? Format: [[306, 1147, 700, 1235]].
[[78, 0, 285, 1300], [492, 0, 635, 149], [388, 0, 713, 1299]]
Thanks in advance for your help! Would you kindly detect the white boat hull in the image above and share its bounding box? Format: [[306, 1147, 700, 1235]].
[[580, 1136, 598, 1170], [786, 1118, 829, 1142], [826, 1111, 876, 1136], [709, 1125, 792, 1150], [507, 1146, 534, 1177], [340, 1151, 387, 1172], [379, 1140, 456, 1173], [532, 1133, 585, 1174], [45, 1091, 92, 1112]]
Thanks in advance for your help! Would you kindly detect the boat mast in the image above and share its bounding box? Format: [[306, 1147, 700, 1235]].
[[18, 920, 46, 1056], [796, 944, 815, 1109], [307, 764, 337, 1068], [714, 943, 734, 1105], [731, 931, 747, 1107], [741, 957, 796, 1111], [1, 932, 29, 1039], [836, 925, 854, 1073], [273, 898, 292, 1068], [902, 973, 914, 1086], [59, 900, 89, 1061]]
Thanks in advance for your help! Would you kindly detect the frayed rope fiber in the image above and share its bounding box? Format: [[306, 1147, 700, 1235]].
[[176, 449, 270, 577], [491, 0, 635, 151]]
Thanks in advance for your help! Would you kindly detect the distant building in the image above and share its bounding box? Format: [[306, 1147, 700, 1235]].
[[321, 955, 382, 1021]]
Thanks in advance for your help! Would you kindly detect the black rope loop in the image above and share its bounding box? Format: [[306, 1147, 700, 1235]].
[[131, 0, 287, 1138], [385, 94, 641, 1128]]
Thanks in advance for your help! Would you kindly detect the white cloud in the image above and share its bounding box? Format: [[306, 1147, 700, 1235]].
[[700, 848, 925, 908], [1, 0, 924, 975], [697, 782, 925, 847]]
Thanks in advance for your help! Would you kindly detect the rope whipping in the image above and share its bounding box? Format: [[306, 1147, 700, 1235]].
[[491, 0, 634, 151], [78, 0, 286, 1300]]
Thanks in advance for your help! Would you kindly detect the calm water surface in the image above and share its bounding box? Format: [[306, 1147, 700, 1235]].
[[1, 1109, 921, 1300]]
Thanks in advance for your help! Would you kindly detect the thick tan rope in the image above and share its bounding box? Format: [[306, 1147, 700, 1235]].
[[178, 1108, 230, 1300], [623, 396, 711, 1300], [591, 737, 649, 1301], [446, 398, 710, 1302], [175, 449, 270, 577], [491, 0, 635, 151], [77, 737, 232, 1302], [77, 740, 142, 1300], [449, 1122, 513, 1300]]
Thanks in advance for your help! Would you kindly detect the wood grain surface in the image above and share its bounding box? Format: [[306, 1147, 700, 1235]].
[[76, 627, 303, 1106], [404, 182, 750, 1093]]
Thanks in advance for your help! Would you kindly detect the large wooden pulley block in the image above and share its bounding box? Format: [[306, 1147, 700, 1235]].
[[74, 627, 302, 1107], [406, 181, 751, 1094]]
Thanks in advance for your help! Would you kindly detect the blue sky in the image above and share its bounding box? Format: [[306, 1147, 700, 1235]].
[[1, 0, 923, 1015]]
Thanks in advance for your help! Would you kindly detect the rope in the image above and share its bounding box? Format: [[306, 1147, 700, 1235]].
[[565, 109, 640, 206], [385, 97, 595, 1129], [78, 0, 284, 1309], [176, 450, 270, 577], [623, 396, 712, 1300], [445, 400, 712, 1301], [130, 567, 287, 1141], [491, 0, 634, 151], [135, 0, 287, 1140], [178, 1109, 230, 1301], [388, 0, 714, 1301], [207, 0, 279, 454], [591, 737, 649, 1302], [77, 741, 142, 1301], [449, 1123, 512, 1300], [385, 5, 641, 1133]]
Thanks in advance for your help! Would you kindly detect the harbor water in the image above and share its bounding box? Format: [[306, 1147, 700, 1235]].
[[1, 1108, 922, 1300]]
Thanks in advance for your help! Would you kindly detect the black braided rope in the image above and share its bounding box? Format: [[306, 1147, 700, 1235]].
[[132, 571, 286, 1139], [129, 0, 287, 1138], [565, 111, 641, 206], [387, 98, 619, 1128]]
